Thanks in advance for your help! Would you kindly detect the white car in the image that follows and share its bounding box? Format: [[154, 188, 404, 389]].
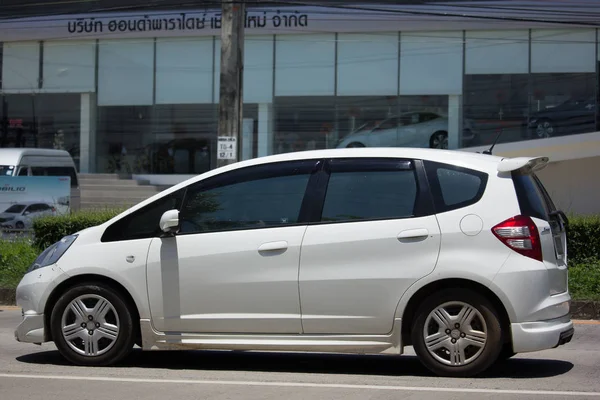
[[14, 148, 572, 377], [336, 112, 477, 149], [0, 202, 57, 230]]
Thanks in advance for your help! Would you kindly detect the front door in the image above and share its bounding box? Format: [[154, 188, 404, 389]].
[[146, 160, 318, 334], [299, 158, 441, 334]]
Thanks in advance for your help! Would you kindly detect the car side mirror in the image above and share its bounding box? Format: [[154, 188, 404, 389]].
[[159, 209, 180, 235], [23, 211, 30, 216]]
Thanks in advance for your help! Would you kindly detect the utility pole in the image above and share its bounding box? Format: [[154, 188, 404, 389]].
[[217, 0, 245, 167]]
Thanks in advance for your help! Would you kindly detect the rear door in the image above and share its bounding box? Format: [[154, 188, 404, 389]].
[[298, 158, 441, 334], [511, 171, 568, 294]]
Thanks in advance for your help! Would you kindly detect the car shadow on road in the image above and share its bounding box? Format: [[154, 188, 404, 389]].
[[16, 349, 574, 379]]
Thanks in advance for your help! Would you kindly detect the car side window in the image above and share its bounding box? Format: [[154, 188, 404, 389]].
[[101, 189, 186, 242], [179, 162, 313, 234], [424, 161, 488, 213], [320, 159, 417, 222], [31, 166, 79, 187], [18, 167, 28, 176]]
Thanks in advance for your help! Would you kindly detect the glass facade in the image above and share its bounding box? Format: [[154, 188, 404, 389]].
[[1, 27, 599, 174]]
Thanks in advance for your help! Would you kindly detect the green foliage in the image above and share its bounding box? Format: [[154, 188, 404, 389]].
[[32, 208, 124, 250], [568, 261, 600, 301], [0, 238, 38, 288], [567, 215, 600, 263]]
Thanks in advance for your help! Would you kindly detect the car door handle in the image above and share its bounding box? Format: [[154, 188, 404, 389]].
[[258, 241, 288, 252], [398, 228, 429, 240]]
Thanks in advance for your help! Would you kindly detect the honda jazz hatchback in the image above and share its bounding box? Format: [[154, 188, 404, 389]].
[[14, 148, 573, 377]]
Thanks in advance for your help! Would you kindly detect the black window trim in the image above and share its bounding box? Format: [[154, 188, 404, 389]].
[[424, 160, 489, 214], [174, 158, 322, 237], [305, 157, 435, 227]]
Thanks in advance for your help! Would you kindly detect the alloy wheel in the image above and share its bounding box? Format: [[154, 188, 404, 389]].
[[60, 294, 120, 357], [422, 301, 488, 366]]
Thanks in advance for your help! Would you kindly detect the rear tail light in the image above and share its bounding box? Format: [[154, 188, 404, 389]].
[[492, 215, 543, 262]]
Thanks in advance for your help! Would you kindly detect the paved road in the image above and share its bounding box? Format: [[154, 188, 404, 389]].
[[1, 308, 599, 399]]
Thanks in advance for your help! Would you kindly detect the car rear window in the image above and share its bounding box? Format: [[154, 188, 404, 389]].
[[511, 172, 551, 221], [424, 161, 488, 213]]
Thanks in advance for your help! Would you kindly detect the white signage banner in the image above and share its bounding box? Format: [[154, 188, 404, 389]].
[[0, 3, 595, 42]]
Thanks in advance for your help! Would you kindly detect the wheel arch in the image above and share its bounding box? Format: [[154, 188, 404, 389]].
[[43, 273, 141, 343], [399, 278, 512, 347]]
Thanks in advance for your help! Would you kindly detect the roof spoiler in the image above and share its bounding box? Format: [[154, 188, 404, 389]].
[[497, 156, 549, 174]]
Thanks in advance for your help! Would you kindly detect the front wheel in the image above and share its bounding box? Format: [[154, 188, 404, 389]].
[[50, 283, 136, 366], [411, 288, 503, 377]]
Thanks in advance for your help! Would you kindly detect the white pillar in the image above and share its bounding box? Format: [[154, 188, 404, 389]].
[[79, 93, 97, 173], [257, 103, 273, 157], [448, 95, 462, 150]]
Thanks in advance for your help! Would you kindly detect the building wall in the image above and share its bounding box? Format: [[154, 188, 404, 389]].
[[537, 157, 600, 216], [1, 5, 600, 179]]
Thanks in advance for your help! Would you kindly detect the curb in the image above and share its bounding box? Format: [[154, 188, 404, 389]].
[[1, 288, 599, 320]]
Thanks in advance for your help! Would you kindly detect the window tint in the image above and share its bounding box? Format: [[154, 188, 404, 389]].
[[101, 189, 185, 242], [31, 166, 79, 187], [18, 167, 28, 176], [179, 172, 311, 234], [321, 169, 417, 222], [512, 172, 548, 221], [425, 161, 488, 213]]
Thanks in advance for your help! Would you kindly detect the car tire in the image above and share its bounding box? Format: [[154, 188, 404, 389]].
[[15, 221, 25, 230], [411, 288, 503, 378], [346, 142, 365, 148], [429, 131, 448, 149], [497, 343, 516, 361], [50, 282, 136, 366]]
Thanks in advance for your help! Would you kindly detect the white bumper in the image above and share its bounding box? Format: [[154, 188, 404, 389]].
[[511, 314, 574, 353], [14, 264, 69, 344]]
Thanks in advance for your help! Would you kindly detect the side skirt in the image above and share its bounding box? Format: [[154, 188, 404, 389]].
[[140, 318, 404, 355]]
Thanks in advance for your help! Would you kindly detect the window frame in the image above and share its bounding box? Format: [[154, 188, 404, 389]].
[[172, 159, 322, 237], [307, 157, 435, 226], [424, 160, 489, 214]]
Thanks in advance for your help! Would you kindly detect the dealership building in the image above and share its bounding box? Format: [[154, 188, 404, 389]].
[[1, 2, 600, 213]]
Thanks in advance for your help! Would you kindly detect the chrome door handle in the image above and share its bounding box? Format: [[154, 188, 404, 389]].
[[258, 241, 288, 252], [398, 228, 429, 240]]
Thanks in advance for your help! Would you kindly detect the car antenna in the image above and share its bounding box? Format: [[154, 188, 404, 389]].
[[482, 128, 503, 155]]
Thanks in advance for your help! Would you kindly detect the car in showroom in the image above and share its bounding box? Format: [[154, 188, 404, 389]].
[[14, 147, 572, 377], [528, 96, 596, 139], [336, 112, 478, 149]]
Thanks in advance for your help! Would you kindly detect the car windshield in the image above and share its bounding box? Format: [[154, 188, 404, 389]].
[[0, 165, 15, 176], [4, 204, 26, 213], [353, 120, 379, 133]]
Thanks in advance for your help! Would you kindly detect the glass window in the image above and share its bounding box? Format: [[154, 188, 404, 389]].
[[425, 161, 488, 213], [0, 165, 15, 176], [179, 163, 313, 234], [528, 73, 596, 139], [5, 204, 26, 213], [512, 172, 549, 221], [30, 166, 78, 187], [96, 105, 153, 174], [400, 31, 463, 95], [336, 33, 398, 96], [101, 189, 186, 242], [321, 169, 417, 222], [273, 96, 336, 154], [437, 168, 483, 207], [275, 34, 335, 97], [463, 74, 529, 147], [0, 94, 81, 169], [153, 104, 217, 174]]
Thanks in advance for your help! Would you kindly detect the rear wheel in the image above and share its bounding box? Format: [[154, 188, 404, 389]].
[[346, 142, 365, 148], [429, 131, 448, 149], [411, 288, 503, 377], [51, 283, 135, 366]]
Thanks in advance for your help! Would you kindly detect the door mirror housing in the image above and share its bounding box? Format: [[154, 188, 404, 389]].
[[159, 209, 180, 235]]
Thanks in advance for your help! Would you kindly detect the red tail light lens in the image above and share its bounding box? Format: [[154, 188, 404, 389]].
[[492, 215, 543, 262]]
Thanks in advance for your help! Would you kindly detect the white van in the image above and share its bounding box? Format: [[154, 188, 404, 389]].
[[0, 148, 80, 211]]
